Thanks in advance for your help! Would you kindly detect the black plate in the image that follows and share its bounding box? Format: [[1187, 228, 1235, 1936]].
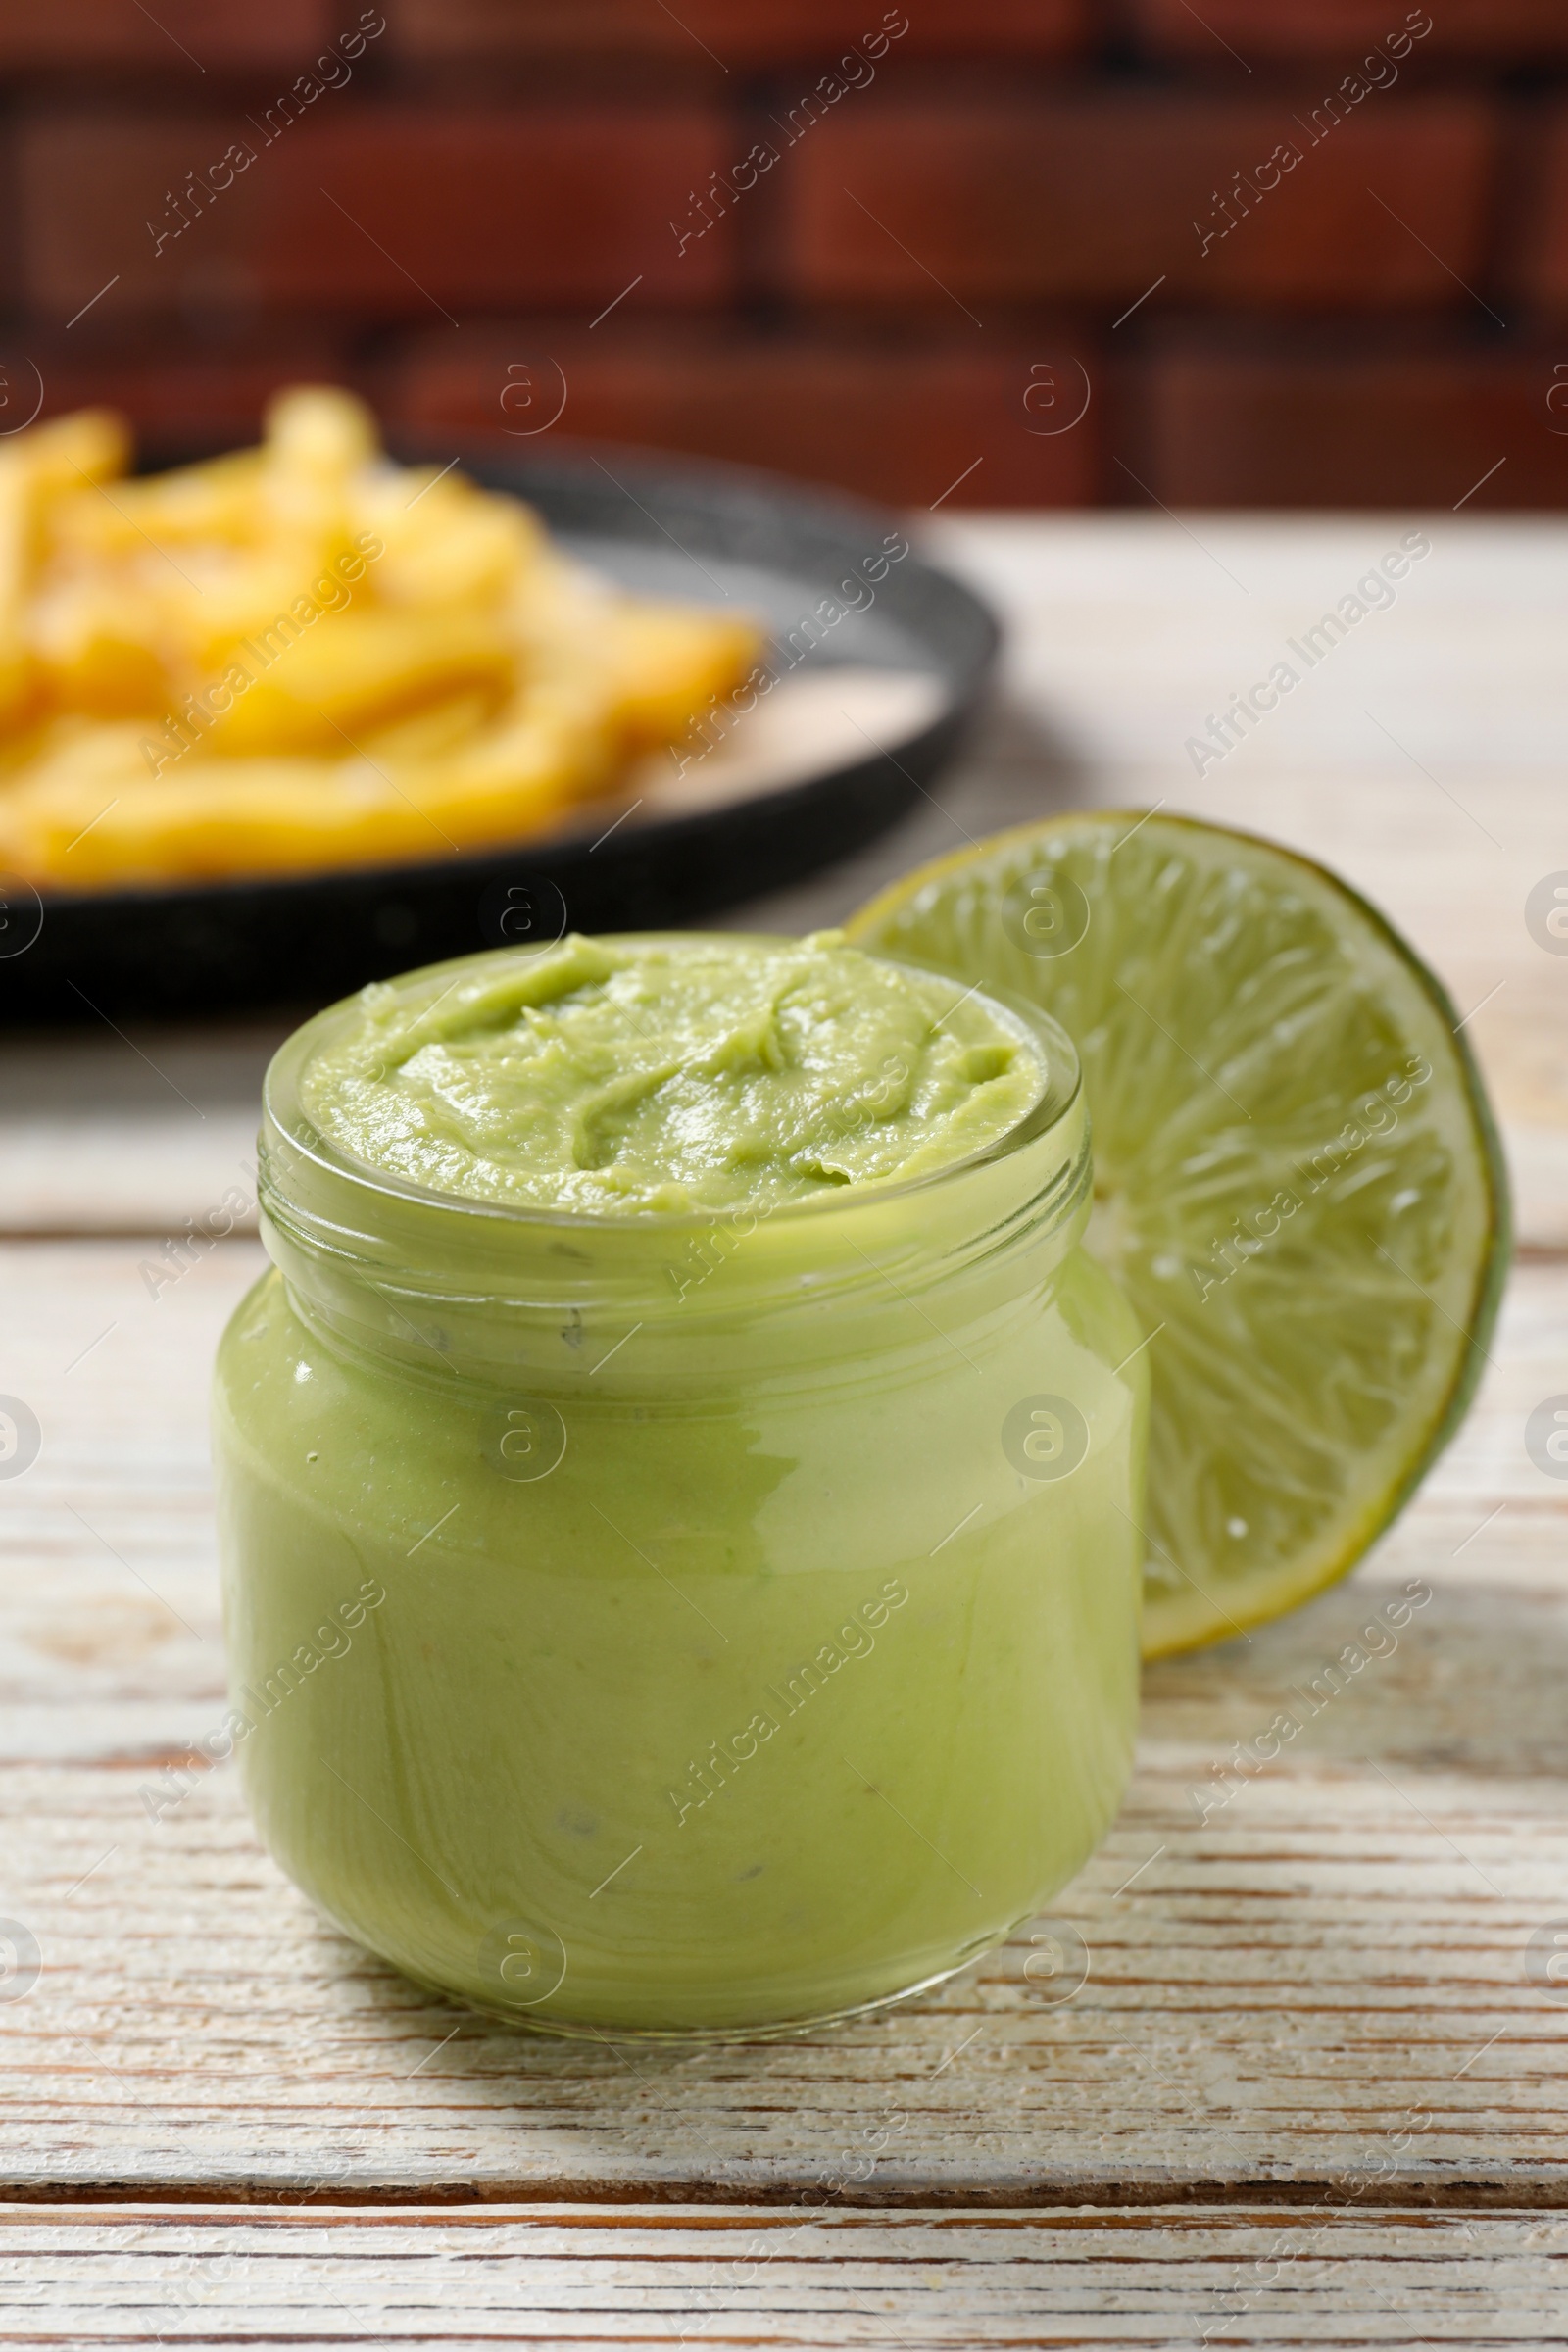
[[0, 440, 998, 1021]]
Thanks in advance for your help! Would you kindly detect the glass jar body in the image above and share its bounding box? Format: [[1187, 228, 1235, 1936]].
[[213, 1193, 1145, 2037]]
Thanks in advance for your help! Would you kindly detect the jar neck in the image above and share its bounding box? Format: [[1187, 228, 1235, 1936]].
[[257, 993, 1090, 1389]]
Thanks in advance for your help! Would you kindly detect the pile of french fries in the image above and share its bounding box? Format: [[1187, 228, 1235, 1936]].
[[0, 388, 762, 891]]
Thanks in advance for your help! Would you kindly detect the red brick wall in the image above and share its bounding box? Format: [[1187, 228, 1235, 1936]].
[[12, 0, 1566, 506]]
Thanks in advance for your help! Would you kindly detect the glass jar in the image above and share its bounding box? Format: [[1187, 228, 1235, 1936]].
[[213, 956, 1147, 2038]]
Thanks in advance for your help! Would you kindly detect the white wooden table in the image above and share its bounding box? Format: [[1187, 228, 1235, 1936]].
[[4, 515, 1567, 2346]]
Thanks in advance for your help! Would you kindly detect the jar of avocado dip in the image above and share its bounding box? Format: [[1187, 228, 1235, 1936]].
[[213, 930, 1146, 2037]]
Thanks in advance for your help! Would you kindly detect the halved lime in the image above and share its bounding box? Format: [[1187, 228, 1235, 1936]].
[[848, 812, 1509, 1658]]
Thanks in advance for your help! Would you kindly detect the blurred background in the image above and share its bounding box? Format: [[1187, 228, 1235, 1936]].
[[2, 0, 1562, 1233], [17, 0, 1568, 508]]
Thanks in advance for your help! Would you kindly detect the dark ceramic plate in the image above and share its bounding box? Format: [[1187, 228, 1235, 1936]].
[[0, 441, 999, 1021]]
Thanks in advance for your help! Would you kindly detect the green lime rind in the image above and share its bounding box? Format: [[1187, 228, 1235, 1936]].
[[848, 811, 1510, 1659]]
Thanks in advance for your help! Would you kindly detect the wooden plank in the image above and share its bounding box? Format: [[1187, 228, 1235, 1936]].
[[11, 1745, 1568, 2205], [3, 2203, 1568, 2346], [2, 1241, 1566, 2204], [0, 1024, 280, 1239]]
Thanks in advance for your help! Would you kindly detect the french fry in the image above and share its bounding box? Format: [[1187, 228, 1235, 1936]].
[[0, 412, 135, 728], [0, 706, 608, 886], [199, 611, 517, 756], [11, 409, 131, 513], [24, 579, 171, 715], [46, 449, 262, 558], [604, 602, 766, 752]]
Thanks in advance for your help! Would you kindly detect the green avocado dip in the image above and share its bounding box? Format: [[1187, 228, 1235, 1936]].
[[214, 932, 1145, 2035], [298, 931, 1045, 1214]]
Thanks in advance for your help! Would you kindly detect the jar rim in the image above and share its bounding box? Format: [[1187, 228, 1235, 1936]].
[[261, 935, 1084, 1243]]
